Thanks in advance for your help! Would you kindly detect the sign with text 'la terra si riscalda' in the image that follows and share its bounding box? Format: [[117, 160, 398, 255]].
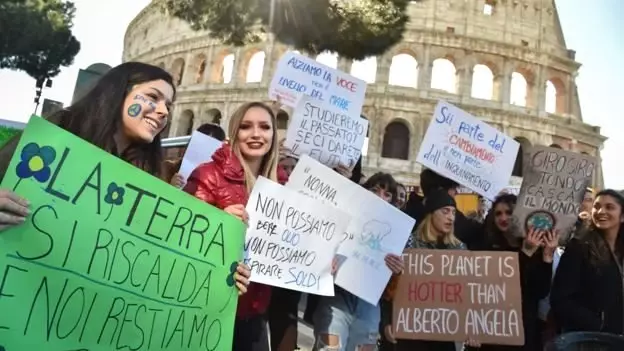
[[0, 117, 245, 351]]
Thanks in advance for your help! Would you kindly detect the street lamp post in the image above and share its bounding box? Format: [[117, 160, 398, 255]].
[[33, 77, 52, 115]]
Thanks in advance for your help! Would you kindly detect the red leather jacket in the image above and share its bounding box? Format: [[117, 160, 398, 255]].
[[183, 144, 288, 319]]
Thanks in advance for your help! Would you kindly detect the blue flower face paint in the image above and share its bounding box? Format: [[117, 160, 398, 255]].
[[127, 103, 142, 117]]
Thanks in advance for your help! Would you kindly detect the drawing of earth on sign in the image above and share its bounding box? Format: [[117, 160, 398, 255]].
[[358, 220, 391, 252], [526, 210, 557, 231]]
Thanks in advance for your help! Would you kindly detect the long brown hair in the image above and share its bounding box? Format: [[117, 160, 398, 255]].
[[227, 102, 279, 193], [581, 189, 624, 266], [0, 62, 175, 179], [484, 193, 522, 249]]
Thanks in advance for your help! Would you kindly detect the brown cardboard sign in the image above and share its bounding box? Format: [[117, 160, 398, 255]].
[[392, 249, 524, 346], [512, 146, 596, 241]]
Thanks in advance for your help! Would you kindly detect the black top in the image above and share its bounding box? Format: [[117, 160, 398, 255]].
[[550, 234, 624, 335]]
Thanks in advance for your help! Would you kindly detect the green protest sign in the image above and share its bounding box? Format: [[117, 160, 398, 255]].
[[0, 116, 245, 350]]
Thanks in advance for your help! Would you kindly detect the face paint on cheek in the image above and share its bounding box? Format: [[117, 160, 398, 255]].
[[127, 103, 142, 117], [134, 94, 149, 103]]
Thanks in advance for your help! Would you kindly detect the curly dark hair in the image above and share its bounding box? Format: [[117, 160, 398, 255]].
[[580, 189, 624, 265], [483, 193, 521, 249]]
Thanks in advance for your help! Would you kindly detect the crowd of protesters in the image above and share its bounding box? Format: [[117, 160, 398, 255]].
[[0, 62, 622, 351]]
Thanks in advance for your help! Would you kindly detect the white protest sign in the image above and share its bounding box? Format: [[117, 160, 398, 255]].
[[179, 131, 222, 180], [417, 101, 519, 200], [269, 51, 367, 117], [284, 96, 369, 168], [245, 177, 350, 295], [286, 155, 414, 304]]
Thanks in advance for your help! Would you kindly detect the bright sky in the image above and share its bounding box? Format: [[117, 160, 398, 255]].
[[0, 0, 622, 188]]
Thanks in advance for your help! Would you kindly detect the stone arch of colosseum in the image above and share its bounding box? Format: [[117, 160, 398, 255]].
[[124, 1, 606, 187]]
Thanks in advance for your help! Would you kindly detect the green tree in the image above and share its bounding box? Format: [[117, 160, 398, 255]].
[[0, 0, 81, 80], [159, 0, 409, 60]]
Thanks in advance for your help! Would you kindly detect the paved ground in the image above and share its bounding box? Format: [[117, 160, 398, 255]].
[[296, 294, 315, 351], [293, 294, 462, 351]]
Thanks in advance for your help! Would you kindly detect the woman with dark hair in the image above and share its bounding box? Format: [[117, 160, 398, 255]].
[[550, 189, 624, 335], [0, 62, 176, 229], [394, 183, 407, 210], [0, 62, 174, 178], [468, 193, 556, 351], [0, 62, 250, 297], [312, 172, 405, 351]]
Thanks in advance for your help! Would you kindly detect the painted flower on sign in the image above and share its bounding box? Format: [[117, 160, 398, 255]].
[[226, 261, 238, 287], [105, 182, 125, 206], [103, 182, 125, 221], [217, 261, 240, 313], [14, 142, 56, 191]]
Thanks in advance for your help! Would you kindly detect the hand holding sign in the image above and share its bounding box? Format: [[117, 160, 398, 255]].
[[384, 253, 404, 275], [235, 262, 252, 295], [225, 204, 249, 224], [522, 227, 544, 257], [541, 230, 560, 263], [0, 117, 246, 350], [334, 165, 353, 179], [0, 189, 29, 231], [170, 172, 186, 188]]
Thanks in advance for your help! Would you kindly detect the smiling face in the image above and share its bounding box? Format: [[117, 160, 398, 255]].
[[592, 194, 624, 231], [121, 79, 174, 143], [431, 206, 456, 235], [236, 106, 274, 161], [396, 186, 407, 209], [493, 202, 513, 232]]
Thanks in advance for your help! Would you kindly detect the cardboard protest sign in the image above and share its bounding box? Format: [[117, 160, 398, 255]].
[[284, 96, 368, 168], [512, 146, 597, 239], [0, 117, 245, 350], [417, 101, 519, 200], [393, 249, 524, 346], [269, 51, 367, 117], [179, 130, 222, 180], [286, 155, 414, 304], [0, 118, 27, 148], [245, 177, 349, 295]]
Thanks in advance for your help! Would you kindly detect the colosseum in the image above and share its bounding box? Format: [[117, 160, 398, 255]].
[[123, 0, 605, 194]]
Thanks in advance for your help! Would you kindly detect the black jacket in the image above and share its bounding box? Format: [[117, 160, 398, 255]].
[[550, 234, 624, 335]]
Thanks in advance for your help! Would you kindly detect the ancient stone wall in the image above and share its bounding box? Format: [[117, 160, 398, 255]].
[[123, 0, 605, 188]]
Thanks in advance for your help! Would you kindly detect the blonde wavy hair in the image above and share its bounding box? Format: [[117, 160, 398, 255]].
[[414, 212, 462, 246], [227, 102, 280, 193]]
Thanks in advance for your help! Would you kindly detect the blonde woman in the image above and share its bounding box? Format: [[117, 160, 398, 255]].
[[381, 189, 480, 351], [184, 101, 287, 351]]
